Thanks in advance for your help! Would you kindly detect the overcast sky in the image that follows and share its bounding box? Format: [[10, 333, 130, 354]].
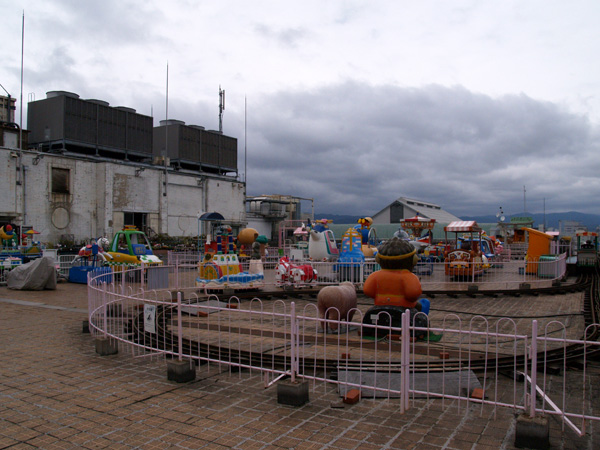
[[3, 1, 600, 217]]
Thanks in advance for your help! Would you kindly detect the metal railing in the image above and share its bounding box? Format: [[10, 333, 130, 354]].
[[87, 272, 600, 436], [161, 252, 567, 291]]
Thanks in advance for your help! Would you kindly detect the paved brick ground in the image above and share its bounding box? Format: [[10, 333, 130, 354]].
[[1, 282, 598, 449]]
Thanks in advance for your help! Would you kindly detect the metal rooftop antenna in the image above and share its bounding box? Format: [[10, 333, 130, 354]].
[[219, 86, 225, 133]]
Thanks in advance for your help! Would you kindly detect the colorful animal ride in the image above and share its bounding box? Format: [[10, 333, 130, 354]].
[[105, 226, 162, 270], [78, 237, 110, 258], [444, 221, 486, 280], [362, 237, 431, 340], [317, 282, 357, 333], [275, 256, 317, 288], [69, 239, 113, 284], [307, 220, 339, 261]]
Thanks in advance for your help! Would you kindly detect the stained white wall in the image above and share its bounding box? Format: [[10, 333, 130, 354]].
[[0, 148, 246, 244]]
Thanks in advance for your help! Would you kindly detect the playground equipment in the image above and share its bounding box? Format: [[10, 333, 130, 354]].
[[399, 215, 435, 244], [196, 252, 264, 289], [196, 224, 264, 289], [459, 233, 502, 268], [307, 220, 339, 261], [69, 240, 113, 284], [444, 221, 486, 279], [362, 237, 430, 340], [274, 256, 317, 287], [355, 217, 378, 257], [0, 224, 44, 263], [0, 225, 18, 247], [237, 228, 259, 258], [105, 226, 162, 268], [338, 227, 366, 281]]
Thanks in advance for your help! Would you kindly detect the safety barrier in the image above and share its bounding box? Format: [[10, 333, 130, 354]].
[[163, 252, 567, 291], [87, 272, 600, 437], [58, 254, 77, 278]]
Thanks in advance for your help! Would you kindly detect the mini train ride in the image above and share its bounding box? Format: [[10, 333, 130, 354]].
[[196, 227, 264, 290], [576, 231, 599, 269]]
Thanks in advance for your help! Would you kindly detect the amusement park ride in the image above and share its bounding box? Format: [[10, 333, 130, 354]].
[[195, 224, 264, 290], [0, 224, 46, 275], [576, 231, 599, 268], [443, 221, 486, 279], [69, 226, 163, 283]]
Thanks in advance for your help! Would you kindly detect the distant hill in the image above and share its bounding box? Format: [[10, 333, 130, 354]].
[[461, 211, 600, 231], [316, 211, 600, 231]]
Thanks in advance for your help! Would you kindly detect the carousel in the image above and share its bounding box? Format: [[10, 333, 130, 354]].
[[399, 214, 436, 243]]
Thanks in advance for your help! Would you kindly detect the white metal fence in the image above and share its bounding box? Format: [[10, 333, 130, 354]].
[[158, 252, 568, 291], [87, 269, 599, 437]]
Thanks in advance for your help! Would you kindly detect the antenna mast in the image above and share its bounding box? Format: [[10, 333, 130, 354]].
[[219, 86, 225, 133]]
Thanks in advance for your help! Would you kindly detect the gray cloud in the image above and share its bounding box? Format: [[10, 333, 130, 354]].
[[253, 24, 309, 48], [6, 1, 600, 221], [237, 82, 598, 217]]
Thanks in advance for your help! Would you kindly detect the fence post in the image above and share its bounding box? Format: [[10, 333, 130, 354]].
[[102, 284, 108, 338], [175, 257, 179, 290], [121, 263, 125, 295], [529, 319, 538, 417], [177, 291, 183, 361], [401, 309, 411, 413], [290, 301, 297, 382]]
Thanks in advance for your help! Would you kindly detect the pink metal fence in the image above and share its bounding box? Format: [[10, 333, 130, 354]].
[[87, 270, 599, 436]]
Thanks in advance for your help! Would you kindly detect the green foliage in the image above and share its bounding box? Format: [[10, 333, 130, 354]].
[[149, 234, 200, 250]]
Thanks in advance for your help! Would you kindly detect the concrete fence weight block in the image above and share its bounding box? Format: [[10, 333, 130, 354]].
[[514, 414, 549, 449], [95, 337, 118, 356], [167, 359, 196, 383], [277, 379, 309, 407]]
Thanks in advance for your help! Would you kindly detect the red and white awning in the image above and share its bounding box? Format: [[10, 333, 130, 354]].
[[576, 231, 598, 237], [444, 221, 481, 232]]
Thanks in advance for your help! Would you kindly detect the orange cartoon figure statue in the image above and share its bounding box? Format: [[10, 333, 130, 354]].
[[362, 237, 430, 339]]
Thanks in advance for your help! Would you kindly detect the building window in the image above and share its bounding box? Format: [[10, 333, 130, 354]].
[[52, 168, 70, 194], [390, 203, 404, 223]]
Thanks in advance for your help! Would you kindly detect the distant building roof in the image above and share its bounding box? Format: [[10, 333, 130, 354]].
[[372, 197, 461, 224]]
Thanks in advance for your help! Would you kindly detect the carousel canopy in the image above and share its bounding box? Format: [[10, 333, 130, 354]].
[[400, 215, 436, 232]]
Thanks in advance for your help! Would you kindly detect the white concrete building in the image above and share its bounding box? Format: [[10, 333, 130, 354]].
[[0, 148, 245, 245]]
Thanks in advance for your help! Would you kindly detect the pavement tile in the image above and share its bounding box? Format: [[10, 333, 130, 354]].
[[2, 284, 600, 450]]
